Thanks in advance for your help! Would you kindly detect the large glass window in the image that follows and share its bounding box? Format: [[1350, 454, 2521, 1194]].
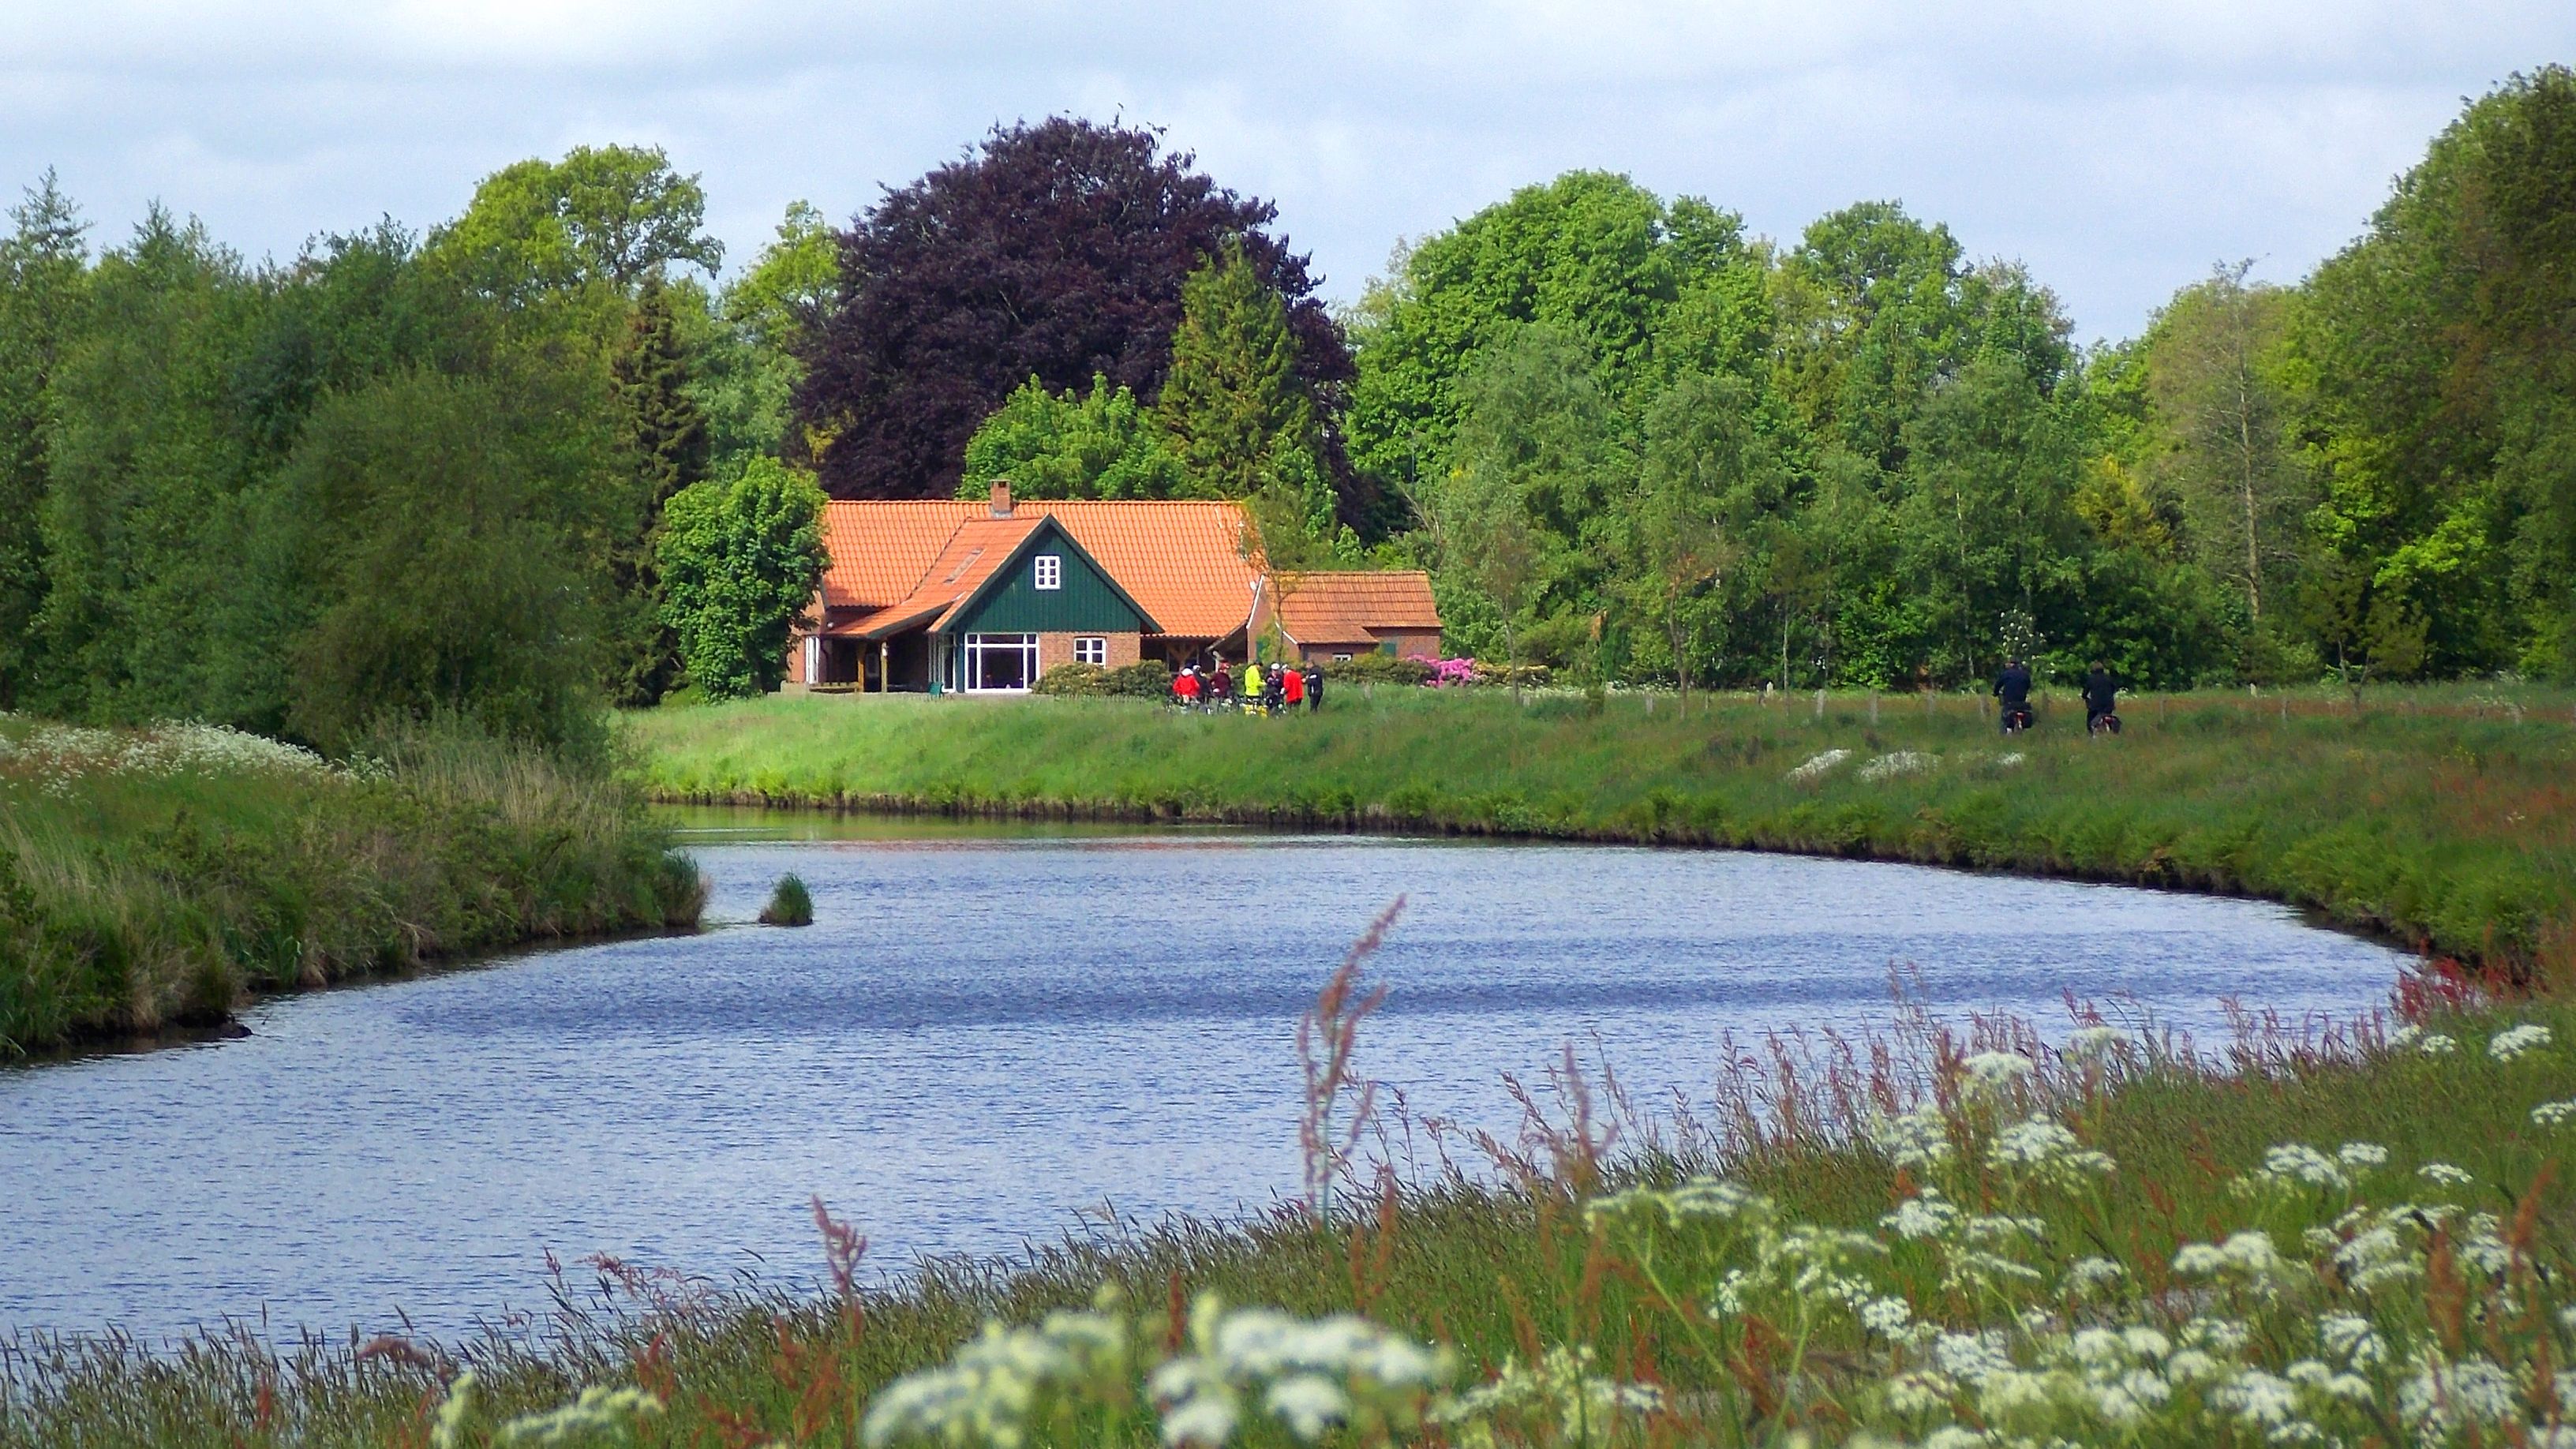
[[964, 633, 1038, 691], [1033, 554, 1062, 590]]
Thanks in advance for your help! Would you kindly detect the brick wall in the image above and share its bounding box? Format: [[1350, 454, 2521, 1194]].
[[1039, 631, 1142, 672]]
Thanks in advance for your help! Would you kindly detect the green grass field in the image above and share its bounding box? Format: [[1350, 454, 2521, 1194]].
[[0, 717, 704, 1055], [628, 682, 2576, 975]]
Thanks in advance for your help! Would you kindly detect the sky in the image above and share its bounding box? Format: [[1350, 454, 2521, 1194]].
[[5, 2, 2570, 343]]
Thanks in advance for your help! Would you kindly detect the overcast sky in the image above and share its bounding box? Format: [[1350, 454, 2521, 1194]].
[[6, 2, 2570, 343]]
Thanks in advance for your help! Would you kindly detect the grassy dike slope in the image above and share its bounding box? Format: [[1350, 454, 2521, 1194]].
[[0, 720, 704, 1055], [630, 684, 2574, 973]]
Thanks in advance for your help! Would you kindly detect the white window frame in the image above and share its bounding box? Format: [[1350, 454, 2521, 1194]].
[[1332, 652, 1354, 663], [1073, 636, 1107, 665], [962, 633, 1039, 692], [1032, 554, 1062, 590]]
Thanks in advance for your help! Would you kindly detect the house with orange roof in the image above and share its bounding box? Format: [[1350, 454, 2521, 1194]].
[[1272, 572, 1444, 665], [787, 484, 1443, 693]]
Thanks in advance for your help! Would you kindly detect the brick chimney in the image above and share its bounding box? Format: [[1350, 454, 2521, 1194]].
[[989, 480, 1013, 517]]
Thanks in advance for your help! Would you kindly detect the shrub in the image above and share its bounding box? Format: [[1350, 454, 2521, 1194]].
[[1033, 663, 1106, 696], [1097, 661, 1174, 698], [758, 873, 814, 926], [1321, 653, 1433, 686]]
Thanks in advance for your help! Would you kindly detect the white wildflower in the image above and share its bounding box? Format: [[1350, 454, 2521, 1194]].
[[2387, 1024, 2423, 1048], [432, 1372, 477, 1449], [1960, 1051, 2036, 1097], [2164, 1350, 2222, 1384], [2490, 1024, 2554, 1061], [1989, 1115, 2111, 1179], [1886, 1370, 1956, 1415], [2401, 1354, 2518, 1430], [2184, 1317, 2251, 1354], [1882, 1190, 1960, 1240], [1159, 1391, 1238, 1447], [2064, 1256, 2125, 1296], [1262, 1376, 1349, 1442], [1858, 750, 1939, 782], [2420, 1163, 2475, 1188], [2062, 1025, 2133, 1060], [1786, 749, 1851, 782], [2419, 1033, 2459, 1055], [1993, 751, 2025, 768], [2257, 1144, 2349, 1191], [2215, 1368, 2300, 1427], [2533, 1099, 2576, 1127], [2319, 1314, 2385, 1368], [1934, 1332, 2015, 1385], [2337, 1141, 2390, 1168], [1859, 1296, 1915, 1338], [497, 1385, 664, 1446], [1867, 1106, 1954, 1170]]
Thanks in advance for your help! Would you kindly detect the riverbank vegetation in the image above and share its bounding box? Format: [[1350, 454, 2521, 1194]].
[[630, 683, 2574, 975], [0, 717, 702, 1056]]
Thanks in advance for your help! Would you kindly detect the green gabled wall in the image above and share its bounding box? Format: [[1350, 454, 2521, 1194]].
[[949, 522, 1148, 635]]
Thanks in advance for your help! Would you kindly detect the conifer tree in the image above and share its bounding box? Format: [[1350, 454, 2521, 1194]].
[[607, 274, 710, 704], [0, 172, 87, 710], [1161, 242, 1318, 496]]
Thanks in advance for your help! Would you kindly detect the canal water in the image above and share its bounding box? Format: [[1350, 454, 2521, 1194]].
[[0, 814, 2409, 1342]]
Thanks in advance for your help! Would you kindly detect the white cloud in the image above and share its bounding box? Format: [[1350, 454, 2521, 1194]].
[[2, 1, 2567, 338]]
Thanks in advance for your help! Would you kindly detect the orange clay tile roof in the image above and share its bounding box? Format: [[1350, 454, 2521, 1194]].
[[817, 499, 1263, 639], [837, 515, 1049, 638], [1274, 571, 1443, 645]]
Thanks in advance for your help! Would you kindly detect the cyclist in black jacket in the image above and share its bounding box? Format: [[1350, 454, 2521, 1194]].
[[2084, 663, 2120, 733], [1993, 659, 2034, 732]]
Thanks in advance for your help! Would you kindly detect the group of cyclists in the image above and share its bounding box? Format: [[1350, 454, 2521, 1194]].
[[1169, 659, 1324, 715], [1992, 658, 2123, 736]]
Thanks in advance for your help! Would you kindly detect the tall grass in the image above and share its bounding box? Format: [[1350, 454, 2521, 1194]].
[[0, 716, 705, 1055], [629, 682, 2576, 975]]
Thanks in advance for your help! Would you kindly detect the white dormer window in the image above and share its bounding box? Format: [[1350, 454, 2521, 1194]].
[[1033, 554, 1062, 590]]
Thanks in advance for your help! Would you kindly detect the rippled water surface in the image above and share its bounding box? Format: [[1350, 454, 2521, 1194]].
[[0, 813, 2408, 1340]]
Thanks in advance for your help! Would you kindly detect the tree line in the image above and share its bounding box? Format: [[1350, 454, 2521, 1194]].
[[1, 69, 2568, 756]]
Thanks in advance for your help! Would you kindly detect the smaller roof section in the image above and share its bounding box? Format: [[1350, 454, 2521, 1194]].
[[1274, 571, 1443, 647]]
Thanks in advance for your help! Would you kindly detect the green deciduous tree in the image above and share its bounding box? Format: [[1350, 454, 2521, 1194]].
[[275, 368, 623, 754], [696, 200, 838, 477], [2140, 262, 2306, 626], [657, 457, 829, 700], [956, 374, 1189, 501], [428, 144, 723, 301], [1626, 372, 1764, 710]]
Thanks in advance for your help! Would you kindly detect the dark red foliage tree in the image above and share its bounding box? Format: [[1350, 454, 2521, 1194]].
[[793, 118, 1355, 502]]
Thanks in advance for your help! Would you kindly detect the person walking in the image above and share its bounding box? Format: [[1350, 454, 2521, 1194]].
[[1282, 663, 1306, 710], [1305, 663, 1324, 712]]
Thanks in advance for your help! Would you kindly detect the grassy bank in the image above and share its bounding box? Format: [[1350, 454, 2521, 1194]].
[[0, 717, 706, 1056], [629, 683, 2576, 974], [10, 981, 2576, 1447]]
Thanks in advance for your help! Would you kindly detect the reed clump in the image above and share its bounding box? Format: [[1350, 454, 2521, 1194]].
[[758, 872, 814, 926], [0, 715, 705, 1056]]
